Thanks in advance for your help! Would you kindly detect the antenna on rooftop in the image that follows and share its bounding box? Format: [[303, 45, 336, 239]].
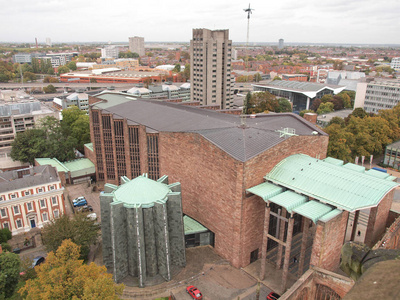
[[243, 3, 254, 74]]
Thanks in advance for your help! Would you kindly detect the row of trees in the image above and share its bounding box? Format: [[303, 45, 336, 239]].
[[324, 106, 400, 162], [300, 91, 355, 116], [11, 106, 90, 164], [243, 91, 292, 114]]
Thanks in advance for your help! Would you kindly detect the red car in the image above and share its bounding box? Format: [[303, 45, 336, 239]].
[[186, 285, 202, 300], [267, 292, 280, 300]]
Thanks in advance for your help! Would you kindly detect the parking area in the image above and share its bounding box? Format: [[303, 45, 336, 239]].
[[64, 182, 102, 222]]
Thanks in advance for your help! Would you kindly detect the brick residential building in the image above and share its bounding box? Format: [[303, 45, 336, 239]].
[[0, 165, 65, 235]]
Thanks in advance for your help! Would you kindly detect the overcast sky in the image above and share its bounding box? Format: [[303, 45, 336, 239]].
[[0, 0, 399, 45]]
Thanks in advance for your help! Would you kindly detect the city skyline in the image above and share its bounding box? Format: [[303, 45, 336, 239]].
[[0, 0, 399, 45]]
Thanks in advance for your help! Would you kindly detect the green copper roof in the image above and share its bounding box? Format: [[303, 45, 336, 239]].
[[113, 176, 170, 207], [293, 200, 333, 223], [35, 158, 69, 173], [246, 182, 284, 201], [265, 154, 399, 212], [84, 143, 93, 152], [183, 215, 208, 235], [269, 191, 307, 213], [63, 158, 95, 178]]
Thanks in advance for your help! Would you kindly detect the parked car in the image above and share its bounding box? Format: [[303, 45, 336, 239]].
[[32, 256, 45, 267], [186, 285, 202, 300], [87, 212, 97, 221], [20, 256, 46, 276], [73, 197, 87, 207], [76, 205, 93, 212], [267, 292, 280, 300]]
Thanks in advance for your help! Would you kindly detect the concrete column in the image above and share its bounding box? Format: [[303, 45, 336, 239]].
[[282, 216, 294, 292], [350, 210, 360, 241], [260, 205, 271, 280], [298, 217, 310, 277], [276, 208, 287, 269], [306, 97, 310, 110]]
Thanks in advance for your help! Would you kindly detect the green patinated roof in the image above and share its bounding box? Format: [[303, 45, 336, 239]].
[[35, 158, 69, 173], [35, 158, 95, 178], [323, 157, 344, 166], [84, 143, 93, 152], [265, 154, 399, 212], [113, 176, 170, 207], [183, 215, 208, 235], [318, 209, 342, 223], [269, 191, 307, 213], [246, 182, 284, 200], [63, 158, 95, 178], [293, 200, 334, 223]]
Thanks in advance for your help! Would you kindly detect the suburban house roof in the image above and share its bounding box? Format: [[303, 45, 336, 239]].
[[91, 94, 327, 162]]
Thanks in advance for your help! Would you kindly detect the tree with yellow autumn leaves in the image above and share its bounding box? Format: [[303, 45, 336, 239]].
[[19, 239, 124, 299]]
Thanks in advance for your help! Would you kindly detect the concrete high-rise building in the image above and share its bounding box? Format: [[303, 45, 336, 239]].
[[46, 38, 52, 47], [101, 45, 119, 59], [278, 38, 284, 49], [129, 36, 145, 56], [391, 57, 400, 71], [190, 28, 234, 109]]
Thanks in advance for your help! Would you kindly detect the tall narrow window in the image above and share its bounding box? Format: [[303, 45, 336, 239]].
[[147, 134, 160, 180], [92, 110, 104, 180], [102, 115, 115, 180], [129, 127, 141, 178], [114, 120, 126, 183]]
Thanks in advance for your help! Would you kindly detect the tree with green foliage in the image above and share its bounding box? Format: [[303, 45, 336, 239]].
[[11, 128, 47, 164], [23, 71, 37, 82], [41, 214, 99, 260], [67, 61, 77, 71], [19, 240, 124, 299], [317, 102, 334, 115], [276, 98, 292, 112], [321, 94, 333, 103], [57, 65, 69, 75], [243, 92, 252, 114], [254, 73, 262, 82], [0, 252, 21, 299], [11, 116, 77, 164], [182, 64, 190, 81], [328, 116, 345, 127], [43, 76, 59, 83], [172, 63, 181, 73], [43, 84, 56, 93], [272, 76, 281, 81], [299, 109, 314, 117], [0, 228, 11, 243], [61, 106, 90, 152], [119, 51, 139, 58]]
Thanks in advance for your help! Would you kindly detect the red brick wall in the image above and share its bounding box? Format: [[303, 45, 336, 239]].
[[159, 131, 244, 267], [365, 190, 394, 247], [240, 135, 329, 267], [84, 144, 96, 165], [310, 211, 349, 271], [159, 132, 329, 268]]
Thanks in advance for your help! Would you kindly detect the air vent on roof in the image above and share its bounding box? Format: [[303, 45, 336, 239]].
[[277, 128, 297, 138]]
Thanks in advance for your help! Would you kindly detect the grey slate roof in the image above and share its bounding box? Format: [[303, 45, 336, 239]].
[[93, 93, 327, 162], [0, 165, 60, 193]]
